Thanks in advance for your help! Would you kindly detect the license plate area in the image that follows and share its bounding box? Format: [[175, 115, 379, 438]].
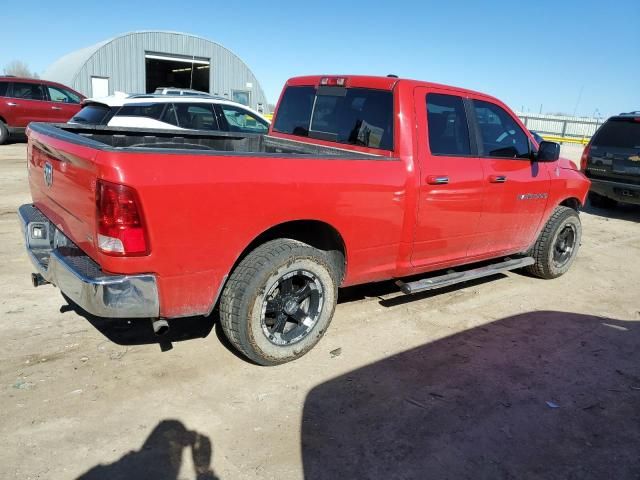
[[26, 221, 53, 249]]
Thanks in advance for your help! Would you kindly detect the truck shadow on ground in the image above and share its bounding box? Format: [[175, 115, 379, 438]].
[[61, 297, 215, 349], [63, 274, 506, 352], [75, 419, 218, 480], [301, 310, 640, 479], [582, 201, 640, 223]]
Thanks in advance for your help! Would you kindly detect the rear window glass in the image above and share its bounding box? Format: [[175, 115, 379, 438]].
[[70, 104, 112, 124], [592, 118, 640, 149], [0, 82, 8, 96], [273, 85, 394, 150], [117, 103, 166, 120]]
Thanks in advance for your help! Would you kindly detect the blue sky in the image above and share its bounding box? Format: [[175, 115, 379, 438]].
[[2, 0, 638, 117]]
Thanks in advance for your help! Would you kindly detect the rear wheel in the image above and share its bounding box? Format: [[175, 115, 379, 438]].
[[526, 206, 582, 279], [0, 121, 8, 145], [219, 239, 339, 365], [589, 191, 616, 209]]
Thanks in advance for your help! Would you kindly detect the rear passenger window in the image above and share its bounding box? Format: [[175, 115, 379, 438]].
[[11, 82, 45, 101], [0, 82, 8, 96], [473, 100, 530, 159], [426, 94, 471, 155], [117, 103, 166, 120], [161, 104, 179, 126], [173, 103, 220, 130]]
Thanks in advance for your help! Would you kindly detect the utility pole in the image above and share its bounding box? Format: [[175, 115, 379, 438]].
[[572, 85, 584, 116]]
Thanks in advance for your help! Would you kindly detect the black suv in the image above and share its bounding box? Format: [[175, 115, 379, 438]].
[[582, 112, 640, 208]]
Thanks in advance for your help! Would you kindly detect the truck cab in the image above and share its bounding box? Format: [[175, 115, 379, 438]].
[[269, 76, 587, 274]]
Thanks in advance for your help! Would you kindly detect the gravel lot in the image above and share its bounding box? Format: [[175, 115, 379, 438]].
[[1, 142, 639, 479]]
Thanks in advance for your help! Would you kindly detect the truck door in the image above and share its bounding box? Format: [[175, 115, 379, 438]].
[[411, 88, 484, 268], [466, 98, 551, 255]]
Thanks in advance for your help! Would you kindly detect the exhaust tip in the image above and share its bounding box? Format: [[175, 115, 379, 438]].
[[151, 319, 169, 336], [31, 273, 49, 288]]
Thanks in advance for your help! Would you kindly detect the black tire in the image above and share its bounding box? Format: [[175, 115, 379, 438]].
[[0, 121, 8, 145], [219, 239, 339, 365], [526, 206, 582, 279], [589, 191, 616, 209]]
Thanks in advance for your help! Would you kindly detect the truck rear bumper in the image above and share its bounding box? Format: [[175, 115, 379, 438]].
[[590, 178, 640, 205], [18, 204, 159, 318]]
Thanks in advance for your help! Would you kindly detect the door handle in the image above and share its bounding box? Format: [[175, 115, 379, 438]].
[[6, 102, 17, 106], [489, 175, 507, 183], [51, 106, 62, 110], [426, 175, 449, 185]]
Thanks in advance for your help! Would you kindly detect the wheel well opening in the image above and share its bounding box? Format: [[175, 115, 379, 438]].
[[560, 197, 581, 211], [238, 220, 347, 281]]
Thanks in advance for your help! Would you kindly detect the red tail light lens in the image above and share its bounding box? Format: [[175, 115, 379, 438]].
[[580, 143, 591, 171], [96, 180, 149, 256]]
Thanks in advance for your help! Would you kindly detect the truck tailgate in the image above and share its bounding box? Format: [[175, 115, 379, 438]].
[[27, 126, 101, 260]]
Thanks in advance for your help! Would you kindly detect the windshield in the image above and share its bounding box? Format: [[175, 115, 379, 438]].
[[273, 85, 394, 150]]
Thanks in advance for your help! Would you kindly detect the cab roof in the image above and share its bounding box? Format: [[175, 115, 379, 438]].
[[285, 74, 497, 100]]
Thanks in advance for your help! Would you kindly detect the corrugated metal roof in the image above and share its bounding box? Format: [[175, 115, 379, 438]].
[[42, 38, 111, 86], [42, 31, 269, 110]]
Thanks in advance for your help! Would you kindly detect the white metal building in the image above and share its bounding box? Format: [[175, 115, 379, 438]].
[[43, 31, 269, 112]]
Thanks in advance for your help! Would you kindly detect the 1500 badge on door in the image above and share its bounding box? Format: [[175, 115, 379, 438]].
[[518, 193, 548, 200]]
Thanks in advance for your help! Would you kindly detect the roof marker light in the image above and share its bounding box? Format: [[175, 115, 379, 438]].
[[319, 77, 347, 87]]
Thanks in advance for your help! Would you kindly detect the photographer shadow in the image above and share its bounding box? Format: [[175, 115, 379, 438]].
[[76, 419, 218, 480]]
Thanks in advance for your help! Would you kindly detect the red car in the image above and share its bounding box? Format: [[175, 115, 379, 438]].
[[0, 76, 84, 144], [19, 75, 590, 365]]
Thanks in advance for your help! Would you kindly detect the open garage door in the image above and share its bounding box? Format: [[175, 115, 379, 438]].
[[145, 53, 210, 93]]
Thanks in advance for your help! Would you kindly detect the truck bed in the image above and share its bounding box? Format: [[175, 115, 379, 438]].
[[25, 121, 404, 318], [30, 123, 385, 159]]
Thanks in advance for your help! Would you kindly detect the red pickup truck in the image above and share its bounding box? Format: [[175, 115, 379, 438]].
[[19, 75, 590, 365]]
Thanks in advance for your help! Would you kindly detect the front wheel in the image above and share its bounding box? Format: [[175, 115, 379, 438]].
[[219, 239, 339, 365], [526, 206, 582, 279]]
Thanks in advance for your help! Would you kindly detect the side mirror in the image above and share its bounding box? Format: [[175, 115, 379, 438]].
[[536, 141, 560, 162]]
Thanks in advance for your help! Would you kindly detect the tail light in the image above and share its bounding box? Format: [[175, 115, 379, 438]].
[[96, 180, 149, 256], [580, 143, 591, 171]]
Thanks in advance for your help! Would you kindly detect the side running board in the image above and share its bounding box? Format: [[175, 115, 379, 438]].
[[395, 257, 535, 295]]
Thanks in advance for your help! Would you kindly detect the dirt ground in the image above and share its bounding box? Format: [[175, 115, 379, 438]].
[[1, 142, 639, 479]]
